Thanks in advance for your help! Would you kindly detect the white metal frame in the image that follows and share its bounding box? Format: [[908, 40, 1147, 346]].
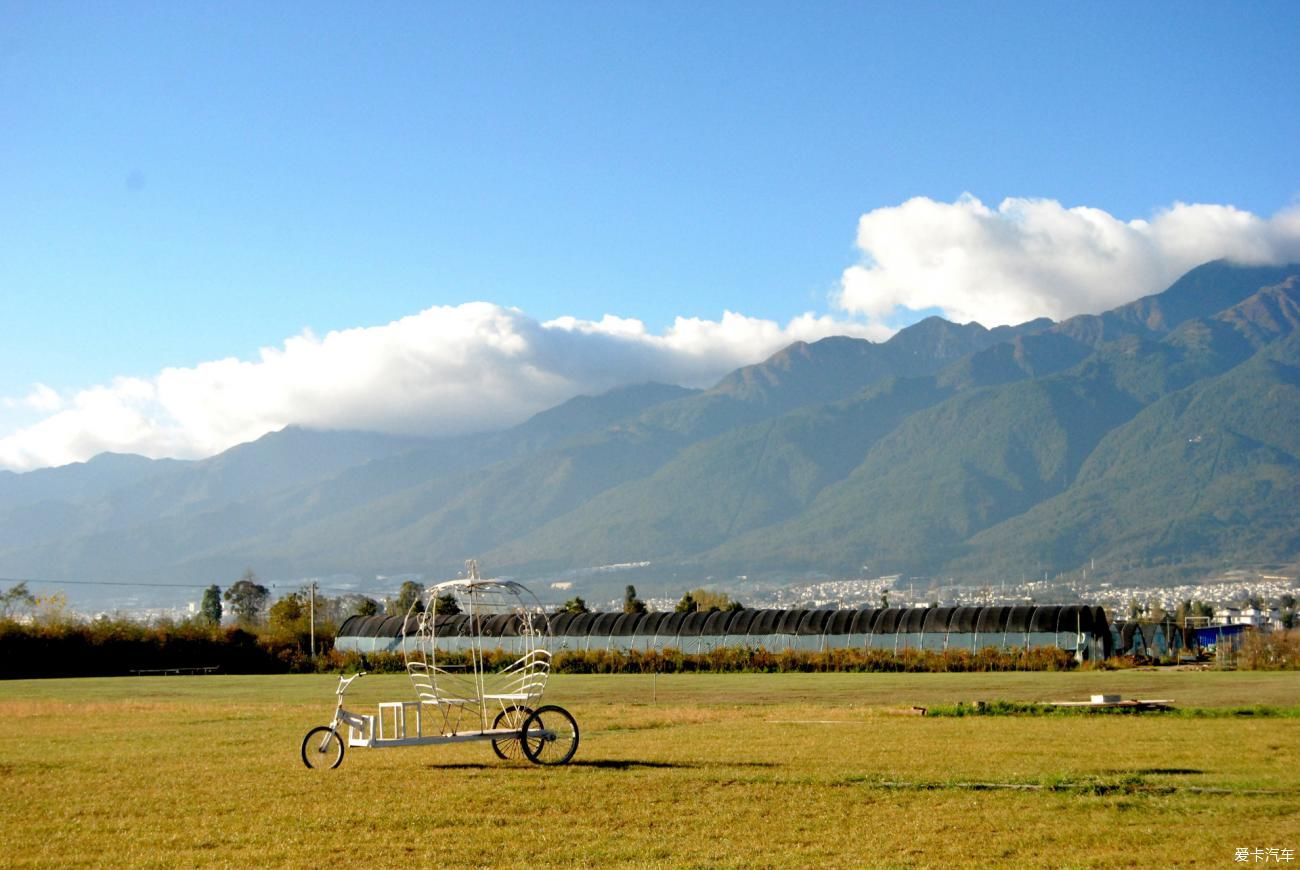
[[302, 565, 577, 767]]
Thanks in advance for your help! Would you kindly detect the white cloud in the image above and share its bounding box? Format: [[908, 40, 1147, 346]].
[[8, 194, 1297, 473], [0, 304, 881, 471], [837, 195, 1300, 327], [0, 382, 64, 413]]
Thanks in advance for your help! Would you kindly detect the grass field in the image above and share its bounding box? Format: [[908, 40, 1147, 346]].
[[1, 670, 1297, 867]]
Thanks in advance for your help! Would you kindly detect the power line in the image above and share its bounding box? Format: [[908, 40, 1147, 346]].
[[0, 576, 380, 595], [1, 576, 206, 589]]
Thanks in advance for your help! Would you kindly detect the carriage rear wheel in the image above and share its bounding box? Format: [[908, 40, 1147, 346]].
[[301, 726, 345, 770], [521, 705, 579, 765], [490, 706, 533, 760]]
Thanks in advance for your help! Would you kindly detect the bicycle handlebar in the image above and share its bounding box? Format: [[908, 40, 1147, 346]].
[[336, 671, 366, 694]]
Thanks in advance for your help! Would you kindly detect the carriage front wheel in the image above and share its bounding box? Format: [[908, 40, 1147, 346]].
[[520, 705, 579, 765], [301, 726, 345, 770]]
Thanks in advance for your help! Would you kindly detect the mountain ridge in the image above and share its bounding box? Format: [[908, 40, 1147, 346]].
[[2, 260, 1298, 605]]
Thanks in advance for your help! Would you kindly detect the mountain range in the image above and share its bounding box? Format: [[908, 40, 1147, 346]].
[[3, 260, 1298, 607]]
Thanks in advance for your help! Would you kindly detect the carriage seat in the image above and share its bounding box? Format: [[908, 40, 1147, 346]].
[[481, 648, 551, 704], [406, 660, 473, 706]]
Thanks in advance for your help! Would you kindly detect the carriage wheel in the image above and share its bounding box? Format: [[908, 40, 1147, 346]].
[[301, 726, 345, 770], [521, 705, 579, 766], [490, 706, 533, 760]]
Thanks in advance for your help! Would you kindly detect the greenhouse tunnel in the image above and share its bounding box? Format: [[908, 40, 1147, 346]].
[[337, 604, 1112, 660]]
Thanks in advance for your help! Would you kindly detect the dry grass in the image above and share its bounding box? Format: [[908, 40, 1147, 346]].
[[0, 671, 1297, 867]]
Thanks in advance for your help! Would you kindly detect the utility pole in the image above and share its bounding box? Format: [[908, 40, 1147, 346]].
[[309, 582, 316, 658]]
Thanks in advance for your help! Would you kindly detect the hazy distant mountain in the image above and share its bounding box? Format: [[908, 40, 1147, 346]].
[[2, 260, 1297, 605]]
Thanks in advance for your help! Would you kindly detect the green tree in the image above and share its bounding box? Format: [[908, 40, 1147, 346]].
[[433, 592, 461, 615], [223, 570, 269, 626], [199, 585, 222, 626], [677, 588, 741, 613], [268, 591, 309, 637], [0, 581, 36, 619], [389, 580, 425, 616], [343, 595, 380, 617], [561, 596, 589, 615], [623, 585, 647, 614]]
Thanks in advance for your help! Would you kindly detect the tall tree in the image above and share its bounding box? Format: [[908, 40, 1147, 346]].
[[0, 582, 36, 619], [223, 569, 270, 626], [623, 585, 647, 614], [199, 585, 223, 626], [389, 580, 425, 616], [268, 591, 309, 637]]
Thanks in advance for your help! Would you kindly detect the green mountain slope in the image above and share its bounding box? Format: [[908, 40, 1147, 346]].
[[954, 331, 1300, 577]]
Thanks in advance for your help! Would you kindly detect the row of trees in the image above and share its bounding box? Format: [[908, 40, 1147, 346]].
[[557, 586, 742, 616]]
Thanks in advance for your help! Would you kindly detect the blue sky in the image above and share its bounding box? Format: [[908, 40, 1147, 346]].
[[2, 1, 1299, 469]]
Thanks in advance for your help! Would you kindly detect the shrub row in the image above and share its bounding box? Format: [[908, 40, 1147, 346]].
[[0, 618, 328, 678], [312, 645, 1081, 675]]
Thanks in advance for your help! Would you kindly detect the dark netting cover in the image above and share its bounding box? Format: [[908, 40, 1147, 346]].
[[658, 612, 689, 637], [679, 611, 711, 636], [702, 609, 737, 635], [1139, 623, 1158, 648], [336, 615, 362, 637], [899, 607, 928, 633], [776, 609, 808, 635], [1090, 606, 1109, 640], [922, 607, 955, 634], [873, 607, 904, 634], [850, 608, 881, 635], [565, 612, 599, 636], [726, 608, 759, 636], [827, 609, 855, 635], [750, 609, 784, 635], [339, 600, 1115, 654], [547, 612, 574, 636], [1120, 622, 1143, 652], [436, 614, 470, 637], [951, 606, 980, 633], [484, 612, 517, 637], [612, 612, 645, 636], [590, 612, 622, 637], [636, 611, 670, 636], [1057, 606, 1090, 634], [797, 609, 834, 635], [342, 615, 387, 637], [1030, 605, 1062, 633], [976, 605, 1011, 635], [1006, 605, 1036, 633]]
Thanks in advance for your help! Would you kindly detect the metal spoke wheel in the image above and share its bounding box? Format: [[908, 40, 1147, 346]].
[[520, 705, 579, 766], [301, 726, 345, 770], [490, 706, 533, 760]]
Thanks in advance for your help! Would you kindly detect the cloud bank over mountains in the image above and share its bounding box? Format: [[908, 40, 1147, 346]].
[[0, 305, 880, 471], [4, 195, 1299, 472], [839, 195, 1300, 326]]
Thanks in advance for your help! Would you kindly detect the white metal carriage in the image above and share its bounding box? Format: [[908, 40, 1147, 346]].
[[301, 564, 579, 768]]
